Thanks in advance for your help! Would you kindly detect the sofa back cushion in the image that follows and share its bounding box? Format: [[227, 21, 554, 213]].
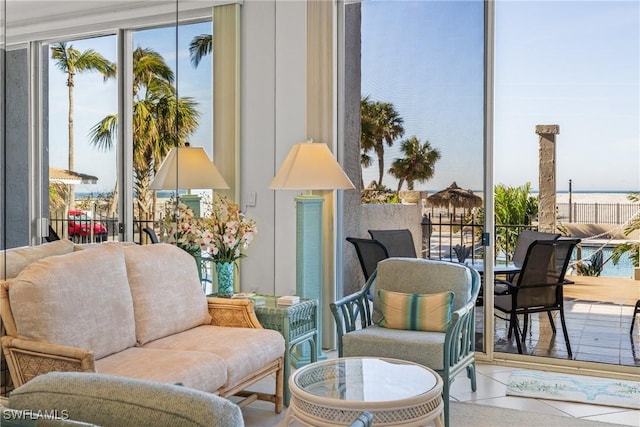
[[1, 240, 75, 279], [124, 244, 211, 345], [8, 243, 136, 359]]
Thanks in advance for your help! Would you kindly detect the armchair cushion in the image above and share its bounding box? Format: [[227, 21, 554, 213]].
[[377, 289, 454, 332], [342, 326, 446, 370], [9, 244, 136, 359], [124, 244, 211, 345]]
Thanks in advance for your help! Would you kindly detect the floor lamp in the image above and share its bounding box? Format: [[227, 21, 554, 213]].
[[270, 140, 355, 365]]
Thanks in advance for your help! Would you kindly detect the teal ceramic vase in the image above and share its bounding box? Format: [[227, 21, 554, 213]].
[[215, 262, 235, 297]]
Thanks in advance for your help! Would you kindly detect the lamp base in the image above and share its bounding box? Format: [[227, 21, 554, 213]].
[[180, 194, 201, 217], [295, 194, 327, 363]]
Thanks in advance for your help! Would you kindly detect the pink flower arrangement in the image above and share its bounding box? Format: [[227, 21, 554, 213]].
[[164, 193, 257, 263]]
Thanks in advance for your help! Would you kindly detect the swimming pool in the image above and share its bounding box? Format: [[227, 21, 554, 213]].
[[571, 245, 635, 278]]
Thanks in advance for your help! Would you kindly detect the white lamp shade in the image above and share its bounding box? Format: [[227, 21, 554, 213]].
[[150, 146, 230, 190], [269, 142, 355, 190]]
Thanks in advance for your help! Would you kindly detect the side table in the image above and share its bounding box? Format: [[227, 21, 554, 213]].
[[253, 296, 318, 406]]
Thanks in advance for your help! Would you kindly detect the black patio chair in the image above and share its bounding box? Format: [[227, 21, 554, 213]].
[[494, 238, 580, 358], [631, 299, 640, 334], [511, 230, 561, 267], [367, 228, 417, 258], [45, 225, 61, 242], [346, 237, 389, 282], [142, 226, 159, 244]]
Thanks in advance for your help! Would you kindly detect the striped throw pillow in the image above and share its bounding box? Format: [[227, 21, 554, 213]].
[[377, 289, 454, 332]]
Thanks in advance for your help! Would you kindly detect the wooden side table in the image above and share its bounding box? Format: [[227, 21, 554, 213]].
[[253, 296, 318, 406]]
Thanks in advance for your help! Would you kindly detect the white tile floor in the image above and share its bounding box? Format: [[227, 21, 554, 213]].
[[238, 351, 640, 427]]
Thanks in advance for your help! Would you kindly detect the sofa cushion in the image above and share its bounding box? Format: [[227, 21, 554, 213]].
[[1, 240, 75, 279], [95, 347, 227, 393], [9, 243, 136, 359], [124, 244, 211, 345], [142, 325, 285, 387], [343, 325, 445, 371], [8, 372, 243, 427]]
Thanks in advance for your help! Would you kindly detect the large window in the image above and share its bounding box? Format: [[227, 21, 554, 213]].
[[45, 20, 213, 244], [47, 35, 117, 242]]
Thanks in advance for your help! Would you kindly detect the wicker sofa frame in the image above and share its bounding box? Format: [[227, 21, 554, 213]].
[[0, 241, 285, 413]]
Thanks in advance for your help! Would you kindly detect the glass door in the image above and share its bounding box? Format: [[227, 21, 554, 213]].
[[493, 0, 639, 368], [341, 0, 489, 351]]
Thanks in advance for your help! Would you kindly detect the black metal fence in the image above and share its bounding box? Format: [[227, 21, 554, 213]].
[[421, 212, 544, 263], [49, 213, 157, 245]]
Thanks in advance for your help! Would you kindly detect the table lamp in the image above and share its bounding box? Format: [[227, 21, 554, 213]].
[[150, 144, 229, 215], [270, 140, 355, 365]]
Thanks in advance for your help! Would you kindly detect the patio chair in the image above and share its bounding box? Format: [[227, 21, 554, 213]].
[[368, 228, 417, 258], [494, 229, 561, 294], [142, 226, 159, 244], [346, 237, 389, 281], [511, 230, 561, 267], [331, 258, 481, 427], [494, 238, 580, 358], [631, 299, 640, 334], [45, 225, 61, 242]]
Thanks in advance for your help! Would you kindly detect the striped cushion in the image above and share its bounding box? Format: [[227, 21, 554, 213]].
[[377, 289, 454, 332]]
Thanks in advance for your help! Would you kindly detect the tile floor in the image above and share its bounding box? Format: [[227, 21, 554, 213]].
[[239, 298, 640, 426], [238, 351, 640, 427], [485, 299, 640, 366]]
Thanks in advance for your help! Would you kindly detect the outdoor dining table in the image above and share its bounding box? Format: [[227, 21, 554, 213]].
[[455, 261, 522, 305]]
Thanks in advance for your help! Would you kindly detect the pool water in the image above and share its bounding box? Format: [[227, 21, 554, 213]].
[[571, 246, 635, 278]]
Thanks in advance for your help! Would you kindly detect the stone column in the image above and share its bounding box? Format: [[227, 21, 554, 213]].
[[536, 125, 560, 233]]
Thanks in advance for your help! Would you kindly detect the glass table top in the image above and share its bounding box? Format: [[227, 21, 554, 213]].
[[292, 357, 437, 402]]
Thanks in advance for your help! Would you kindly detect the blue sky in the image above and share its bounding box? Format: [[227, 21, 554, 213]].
[[49, 2, 639, 196]]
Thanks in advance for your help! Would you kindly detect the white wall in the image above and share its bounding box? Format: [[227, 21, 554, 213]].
[[239, 0, 307, 296]]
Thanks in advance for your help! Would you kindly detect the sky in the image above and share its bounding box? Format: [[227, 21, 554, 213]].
[[361, 0, 639, 193], [48, 1, 639, 196], [48, 21, 212, 195]]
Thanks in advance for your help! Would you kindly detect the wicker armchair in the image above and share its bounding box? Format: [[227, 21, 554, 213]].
[[330, 258, 480, 427]]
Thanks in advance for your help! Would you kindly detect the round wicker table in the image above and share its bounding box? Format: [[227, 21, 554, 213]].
[[286, 357, 443, 427]]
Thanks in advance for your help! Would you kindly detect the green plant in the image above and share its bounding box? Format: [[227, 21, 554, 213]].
[[575, 250, 604, 276], [611, 192, 640, 268], [492, 183, 538, 262]]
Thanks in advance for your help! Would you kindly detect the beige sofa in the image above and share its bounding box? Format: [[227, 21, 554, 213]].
[[0, 240, 285, 413]]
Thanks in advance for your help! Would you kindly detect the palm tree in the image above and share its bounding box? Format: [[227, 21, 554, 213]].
[[389, 136, 441, 193], [359, 96, 376, 189], [189, 34, 212, 68], [359, 98, 404, 188], [89, 47, 200, 223], [51, 42, 116, 209]]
